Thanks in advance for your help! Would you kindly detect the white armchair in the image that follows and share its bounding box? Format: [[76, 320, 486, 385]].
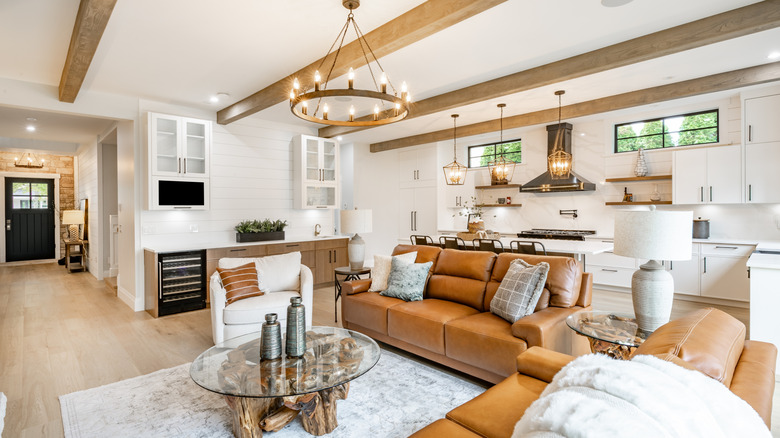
[[209, 251, 313, 344]]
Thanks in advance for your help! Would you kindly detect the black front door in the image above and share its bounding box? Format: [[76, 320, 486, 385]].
[[5, 177, 55, 262]]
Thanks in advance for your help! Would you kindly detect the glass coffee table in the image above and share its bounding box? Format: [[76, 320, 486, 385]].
[[190, 326, 380, 437], [566, 311, 648, 360]]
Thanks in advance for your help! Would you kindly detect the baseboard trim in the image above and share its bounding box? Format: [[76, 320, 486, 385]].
[[116, 285, 136, 311]]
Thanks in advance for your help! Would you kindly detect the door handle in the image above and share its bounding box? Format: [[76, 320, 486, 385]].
[[703, 257, 707, 274], [709, 186, 712, 202], [601, 269, 618, 272], [5, 219, 10, 231], [178, 158, 181, 173], [410, 211, 413, 231], [158, 262, 163, 300], [329, 250, 332, 264], [714, 246, 738, 250], [414, 211, 418, 231], [749, 184, 752, 201], [669, 261, 673, 270], [748, 125, 752, 142], [183, 158, 186, 174]]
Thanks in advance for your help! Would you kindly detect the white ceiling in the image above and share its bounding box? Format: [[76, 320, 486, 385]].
[[0, 0, 778, 148]]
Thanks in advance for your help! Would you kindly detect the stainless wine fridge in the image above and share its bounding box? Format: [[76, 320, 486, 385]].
[[144, 249, 207, 317]]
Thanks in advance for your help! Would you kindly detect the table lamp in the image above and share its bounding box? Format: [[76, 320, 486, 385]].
[[340, 209, 372, 269], [613, 206, 692, 332], [62, 210, 85, 241]]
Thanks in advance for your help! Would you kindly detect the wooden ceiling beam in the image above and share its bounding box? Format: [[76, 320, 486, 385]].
[[216, 0, 507, 125], [58, 0, 117, 103], [370, 62, 780, 152], [323, 0, 780, 138]]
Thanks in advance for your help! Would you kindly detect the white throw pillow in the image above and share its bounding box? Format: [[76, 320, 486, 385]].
[[369, 251, 417, 292]]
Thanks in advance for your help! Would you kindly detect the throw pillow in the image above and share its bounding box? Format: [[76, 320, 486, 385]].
[[369, 251, 417, 292], [380, 258, 433, 301], [490, 259, 550, 323], [217, 262, 265, 305]]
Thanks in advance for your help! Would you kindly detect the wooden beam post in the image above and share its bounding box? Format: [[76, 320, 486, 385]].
[[216, 0, 507, 125], [369, 62, 780, 152], [322, 0, 780, 138], [58, 0, 117, 103]]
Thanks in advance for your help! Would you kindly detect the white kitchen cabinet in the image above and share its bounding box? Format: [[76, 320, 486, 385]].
[[700, 244, 752, 302], [745, 94, 780, 145], [445, 170, 474, 208], [293, 135, 340, 209], [399, 186, 437, 238], [672, 145, 741, 204], [399, 146, 436, 188], [665, 252, 700, 296], [149, 113, 211, 178], [745, 142, 780, 203]]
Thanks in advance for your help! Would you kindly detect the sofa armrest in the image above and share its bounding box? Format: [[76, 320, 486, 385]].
[[511, 306, 585, 349], [343, 278, 372, 295], [515, 346, 575, 383], [210, 272, 227, 344]]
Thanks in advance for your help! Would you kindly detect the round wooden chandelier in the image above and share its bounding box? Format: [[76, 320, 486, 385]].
[[289, 0, 410, 127]]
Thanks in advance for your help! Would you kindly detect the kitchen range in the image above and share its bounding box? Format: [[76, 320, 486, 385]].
[[517, 229, 597, 241]]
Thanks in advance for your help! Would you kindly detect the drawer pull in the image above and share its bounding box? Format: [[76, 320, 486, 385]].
[[286, 244, 300, 247], [230, 248, 247, 252], [601, 269, 618, 272], [714, 246, 738, 250]]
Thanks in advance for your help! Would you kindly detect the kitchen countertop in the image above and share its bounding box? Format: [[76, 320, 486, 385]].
[[747, 253, 780, 269], [143, 235, 348, 253], [587, 235, 762, 246], [434, 235, 612, 256]]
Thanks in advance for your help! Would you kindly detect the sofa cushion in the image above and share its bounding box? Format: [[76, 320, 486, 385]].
[[218, 252, 301, 292], [342, 292, 404, 335], [223, 291, 300, 325], [633, 307, 745, 387], [368, 251, 417, 292], [388, 299, 479, 355], [427, 250, 495, 309], [445, 312, 528, 377], [217, 262, 265, 305], [490, 259, 549, 323], [729, 340, 777, 427], [381, 259, 433, 301], [486, 253, 581, 309], [446, 373, 547, 438]]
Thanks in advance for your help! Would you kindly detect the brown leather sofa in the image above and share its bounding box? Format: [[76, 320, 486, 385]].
[[341, 244, 593, 384], [411, 307, 777, 437]]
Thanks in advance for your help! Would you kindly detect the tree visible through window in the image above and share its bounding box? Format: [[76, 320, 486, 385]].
[[468, 139, 521, 168], [615, 110, 718, 153]]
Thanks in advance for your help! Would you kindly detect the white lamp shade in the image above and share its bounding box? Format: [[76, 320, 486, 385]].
[[341, 209, 372, 235], [62, 210, 85, 225], [614, 208, 692, 261]]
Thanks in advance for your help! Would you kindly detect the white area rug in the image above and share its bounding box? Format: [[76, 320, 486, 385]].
[[0, 392, 7, 435], [59, 349, 485, 437]]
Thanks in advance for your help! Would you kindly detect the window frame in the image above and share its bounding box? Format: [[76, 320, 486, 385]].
[[467, 137, 522, 168], [613, 109, 719, 153]]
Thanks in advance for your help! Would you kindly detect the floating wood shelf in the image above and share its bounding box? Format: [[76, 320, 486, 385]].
[[604, 175, 672, 183], [476, 204, 522, 208], [605, 201, 673, 205], [474, 184, 522, 190]]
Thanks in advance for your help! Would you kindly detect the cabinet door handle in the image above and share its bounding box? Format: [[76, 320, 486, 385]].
[[286, 244, 300, 248], [333, 249, 336, 261], [329, 250, 332, 264], [5, 219, 9, 231], [158, 261, 163, 300], [749, 184, 752, 201], [601, 269, 618, 272], [415, 211, 418, 231], [714, 246, 738, 250], [700, 187, 703, 202], [748, 124, 752, 142], [669, 261, 673, 270], [178, 158, 181, 173], [709, 186, 712, 202], [183, 158, 186, 174], [410, 211, 414, 231], [703, 257, 707, 274], [229, 248, 247, 252]]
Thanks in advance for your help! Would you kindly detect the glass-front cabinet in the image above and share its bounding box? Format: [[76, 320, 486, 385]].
[[149, 112, 211, 178], [294, 135, 340, 209]]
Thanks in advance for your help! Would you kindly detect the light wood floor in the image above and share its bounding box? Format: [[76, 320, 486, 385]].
[[0, 262, 776, 436]]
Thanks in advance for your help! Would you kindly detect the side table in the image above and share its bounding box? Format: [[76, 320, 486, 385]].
[[64, 240, 88, 273], [565, 311, 648, 360], [334, 266, 371, 322]]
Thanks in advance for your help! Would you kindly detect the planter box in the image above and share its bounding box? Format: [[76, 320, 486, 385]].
[[235, 231, 285, 243]]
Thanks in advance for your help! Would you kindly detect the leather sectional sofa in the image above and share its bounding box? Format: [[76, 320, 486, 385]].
[[340, 244, 593, 384], [411, 307, 777, 437]]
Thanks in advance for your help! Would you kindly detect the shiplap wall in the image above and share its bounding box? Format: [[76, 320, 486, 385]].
[[140, 116, 335, 249], [77, 139, 100, 271]]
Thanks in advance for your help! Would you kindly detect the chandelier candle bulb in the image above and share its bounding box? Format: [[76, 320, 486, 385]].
[[302, 100, 308, 115], [395, 103, 400, 116], [323, 104, 329, 120], [380, 72, 387, 93], [293, 78, 300, 92], [289, 90, 295, 102], [373, 105, 379, 121], [349, 106, 355, 122], [401, 81, 408, 100], [348, 67, 354, 89], [314, 70, 321, 91]]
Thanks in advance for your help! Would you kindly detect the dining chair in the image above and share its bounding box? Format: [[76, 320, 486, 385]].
[[472, 238, 504, 254], [439, 236, 467, 250], [510, 240, 547, 255], [410, 235, 435, 246]]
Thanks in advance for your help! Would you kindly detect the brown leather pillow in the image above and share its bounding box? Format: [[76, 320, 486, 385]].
[[217, 262, 264, 305]]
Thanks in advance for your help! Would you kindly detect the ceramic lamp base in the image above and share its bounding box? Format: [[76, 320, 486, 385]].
[[631, 259, 674, 333], [348, 234, 365, 269], [67, 224, 80, 241]]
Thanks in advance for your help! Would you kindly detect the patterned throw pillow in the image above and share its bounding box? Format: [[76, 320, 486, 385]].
[[380, 258, 433, 302], [490, 259, 550, 323], [368, 251, 418, 292], [217, 262, 265, 305]]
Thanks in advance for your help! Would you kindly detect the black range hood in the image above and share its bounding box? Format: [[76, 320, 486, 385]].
[[521, 123, 595, 192]]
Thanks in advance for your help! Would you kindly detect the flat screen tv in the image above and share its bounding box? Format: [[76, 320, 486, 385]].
[[157, 180, 205, 207]]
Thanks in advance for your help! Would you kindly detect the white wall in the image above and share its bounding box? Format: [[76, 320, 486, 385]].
[[76, 138, 99, 274]]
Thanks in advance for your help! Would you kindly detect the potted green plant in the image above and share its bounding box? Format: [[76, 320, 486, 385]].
[[234, 219, 288, 242]]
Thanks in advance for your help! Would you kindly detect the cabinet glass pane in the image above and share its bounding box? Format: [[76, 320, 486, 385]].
[[156, 118, 179, 173], [322, 140, 337, 182], [305, 186, 336, 207], [306, 138, 320, 181], [184, 121, 206, 175]]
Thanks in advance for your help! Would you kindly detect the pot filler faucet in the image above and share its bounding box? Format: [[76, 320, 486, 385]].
[[314, 224, 322, 237]]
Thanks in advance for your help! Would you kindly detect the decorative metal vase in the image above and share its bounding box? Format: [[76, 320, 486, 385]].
[[261, 313, 282, 360], [286, 297, 306, 358], [634, 148, 648, 177]]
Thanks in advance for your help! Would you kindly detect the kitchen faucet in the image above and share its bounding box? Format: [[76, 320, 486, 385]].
[[314, 224, 321, 237]]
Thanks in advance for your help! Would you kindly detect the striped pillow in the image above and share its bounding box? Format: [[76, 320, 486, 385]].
[[217, 263, 264, 305]]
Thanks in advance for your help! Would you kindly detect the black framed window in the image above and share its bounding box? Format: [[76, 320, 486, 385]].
[[614, 109, 718, 153], [468, 138, 521, 168], [12, 181, 49, 209]]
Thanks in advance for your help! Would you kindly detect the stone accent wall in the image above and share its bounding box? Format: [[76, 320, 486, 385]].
[[0, 151, 76, 257]]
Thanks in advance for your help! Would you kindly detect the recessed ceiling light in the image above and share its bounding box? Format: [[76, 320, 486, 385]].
[[209, 96, 219, 103], [768, 52, 780, 60], [26, 125, 35, 132], [601, 0, 634, 7], [208, 92, 230, 104], [337, 136, 343, 141]]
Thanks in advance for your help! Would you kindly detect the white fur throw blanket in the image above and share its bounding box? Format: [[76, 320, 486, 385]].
[[513, 354, 770, 438]]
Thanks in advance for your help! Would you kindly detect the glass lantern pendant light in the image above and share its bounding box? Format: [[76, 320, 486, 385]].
[[289, 0, 410, 127], [488, 103, 515, 185], [548, 90, 572, 179], [443, 114, 467, 185]]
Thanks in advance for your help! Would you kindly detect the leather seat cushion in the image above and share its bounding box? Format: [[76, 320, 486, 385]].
[[409, 419, 482, 437], [488, 253, 581, 308], [445, 312, 528, 377], [633, 307, 745, 387], [342, 292, 404, 335], [446, 373, 548, 437], [223, 291, 300, 325], [725, 340, 777, 427], [388, 299, 479, 355], [427, 275, 488, 311]]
